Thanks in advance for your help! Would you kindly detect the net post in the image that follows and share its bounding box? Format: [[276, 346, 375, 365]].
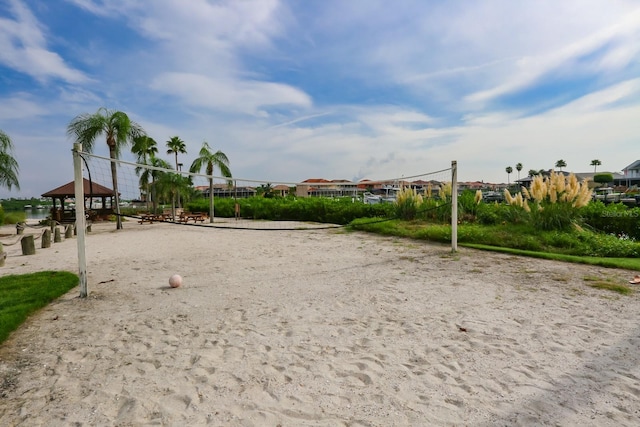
[[451, 160, 458, 253], [73, 143, 88, 297]]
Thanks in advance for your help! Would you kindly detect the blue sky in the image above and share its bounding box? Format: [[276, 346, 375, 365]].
[[1, 0, 639, 198]]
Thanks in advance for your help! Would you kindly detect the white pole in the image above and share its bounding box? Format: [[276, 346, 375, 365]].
[[451, 160, 458, 252], [73, 143, 88, 297]]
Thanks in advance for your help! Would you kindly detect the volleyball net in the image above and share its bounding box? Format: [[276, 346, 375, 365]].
[[74, 149, 457, 229], [71, 145, 458, 295]]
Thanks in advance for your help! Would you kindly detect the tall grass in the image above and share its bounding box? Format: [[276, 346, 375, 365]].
[[504, 171, 592, 230], [0, 206, 26, 225]]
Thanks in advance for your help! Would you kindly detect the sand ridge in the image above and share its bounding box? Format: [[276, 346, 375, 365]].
[[1, 221, 639, 426]]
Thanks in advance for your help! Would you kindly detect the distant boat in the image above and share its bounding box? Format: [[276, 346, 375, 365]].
[[593, 187, 625, 203], [36, 205, 45, 209], [24, 204, 32, 209], [363, 192, 382, 204]]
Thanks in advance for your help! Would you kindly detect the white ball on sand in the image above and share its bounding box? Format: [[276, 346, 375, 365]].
[[169, 274, 183, 288]]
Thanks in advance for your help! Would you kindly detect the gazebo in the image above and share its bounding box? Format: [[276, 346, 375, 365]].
[[41, 178, 116, 223]]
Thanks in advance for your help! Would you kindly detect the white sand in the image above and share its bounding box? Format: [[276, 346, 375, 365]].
[[1, 220, 640, 426]]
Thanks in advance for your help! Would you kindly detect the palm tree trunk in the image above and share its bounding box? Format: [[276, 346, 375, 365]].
[[109, 146, 123, 229], [146, 181, 151, 211], [172, 192, 176, 219], [209, 178, 214, 223], [152, 184, 158, 213]]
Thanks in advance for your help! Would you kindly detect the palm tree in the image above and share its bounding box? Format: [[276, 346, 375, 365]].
[[166, 136, 187, 170], [555, 159, 567, 171], [528, 169, 538, 178], [147, 156, 172, 213], [167, 136, 188, 208], [0, 130, 20, 191], [258, 183, 274, 198], [155, 167, 192, 219], [505, 166, 513, 185], [590, 159, 602, 173], [67, 108, 144, 229], [132, 135, 158, 208], [515, 162, 523, 181], [132, 135, 158, 164], [189, 141, 231, 223]]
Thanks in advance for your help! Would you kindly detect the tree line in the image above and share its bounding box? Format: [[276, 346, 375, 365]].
[[504, 159, 604, 185], [66, 108, 232, 228], [0, 108, 231, 229]]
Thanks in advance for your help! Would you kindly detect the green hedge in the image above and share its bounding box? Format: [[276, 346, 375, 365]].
[[186, 196, 395, 224], [183, 193, 640, 242], [580, 201, 640, 240]]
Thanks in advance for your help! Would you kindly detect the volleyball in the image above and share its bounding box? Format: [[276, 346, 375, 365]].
[[169, 274, 183, 288]]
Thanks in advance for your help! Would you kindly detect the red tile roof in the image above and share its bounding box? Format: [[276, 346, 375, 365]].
[[42, 178, 115, 198]]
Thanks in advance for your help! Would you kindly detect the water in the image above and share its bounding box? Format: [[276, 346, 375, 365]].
[[27, 209, 51, 220], [7, 208, 51, 221]]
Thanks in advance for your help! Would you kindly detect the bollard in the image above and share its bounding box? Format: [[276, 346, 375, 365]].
[[21, 235, 36, 255], [54, 227, 62, 243], [65, 224, 73, 239], [16, 222, 25, 235], [42, 229, 52, 248]]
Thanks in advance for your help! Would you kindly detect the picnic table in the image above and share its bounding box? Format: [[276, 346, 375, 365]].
[[138, 213, 169, 224], [179, 212, 207, 223]]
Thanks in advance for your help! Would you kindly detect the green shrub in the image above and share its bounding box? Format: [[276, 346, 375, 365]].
[[395, 187, 422, 220], [575, 230, 640, 257], [458, 190, 480, 217], [475, 202, 527, 225], [187, 196, 395, 224], [416, 198, 451, 223], [593, 173, 613, 185], [580, 201, 640, 240], [529, 202, 576, 231], [2, 210, 26, 225]]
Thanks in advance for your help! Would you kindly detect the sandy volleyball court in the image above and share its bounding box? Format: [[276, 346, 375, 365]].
[[1, 220, 640, 426]]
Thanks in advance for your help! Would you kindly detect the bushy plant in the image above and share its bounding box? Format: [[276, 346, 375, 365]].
[[505, 171, 592, 231], [580, 201, 640, 240], [593, 173, 613, 185], [416, 197, 451, 223], [475, 202, 527, 225], [575, 230, 640, 257], [457, 189, 481, 219], [395, 187, 422, 220], [187, 196, 395, 224], [409, 182, 452, 223], [2, 210, 25, 225], [0, 205, 4, 225]]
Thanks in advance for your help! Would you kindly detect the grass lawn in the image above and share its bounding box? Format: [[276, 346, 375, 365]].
[[0, 271, 78, 345], [349, 219, 640, 271]]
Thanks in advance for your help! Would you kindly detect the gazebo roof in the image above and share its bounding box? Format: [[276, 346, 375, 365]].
[[41, 178, 115, 198]]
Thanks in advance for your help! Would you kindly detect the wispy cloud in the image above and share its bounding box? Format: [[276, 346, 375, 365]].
[[0, 0, 87, 84], [0, 93, 48, 120], [150, 72, 311, 115], [466, 8, 640, 104]]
